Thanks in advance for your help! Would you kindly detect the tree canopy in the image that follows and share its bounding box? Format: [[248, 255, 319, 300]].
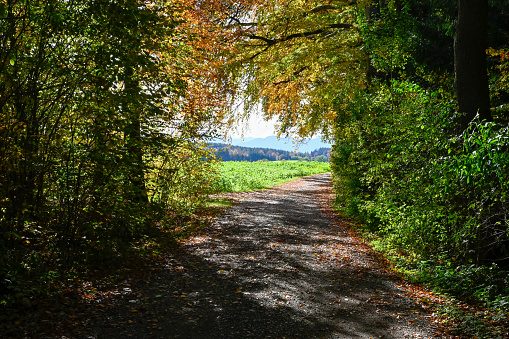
[[228, 0, 366, 139]]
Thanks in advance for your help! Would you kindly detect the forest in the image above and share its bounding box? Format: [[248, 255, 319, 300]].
[[210, 143, 330, 162], [0, 0, 508, 334]]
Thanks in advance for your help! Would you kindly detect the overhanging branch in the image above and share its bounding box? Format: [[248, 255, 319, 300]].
[[248, 23, 353, 46], [273, 66, 310, 85], [308, 5, 338, 15]]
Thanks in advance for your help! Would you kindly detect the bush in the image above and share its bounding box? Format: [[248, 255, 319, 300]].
[[331, 79, 509, 266]]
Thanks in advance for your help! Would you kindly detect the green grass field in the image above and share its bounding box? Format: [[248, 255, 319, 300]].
[[216, 161, 330, 193]]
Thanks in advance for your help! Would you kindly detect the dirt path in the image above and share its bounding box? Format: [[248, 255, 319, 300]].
[[78, 173, 443, 338]]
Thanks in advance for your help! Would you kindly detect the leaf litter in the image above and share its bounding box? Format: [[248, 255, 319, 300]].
[[2, 173, 456, 338]]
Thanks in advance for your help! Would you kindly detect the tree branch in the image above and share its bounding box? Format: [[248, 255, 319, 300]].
[[247, 22, 353, 51], [249, 45, 272, 60], [247, 34, 277, 46], [226, 14, 258, 28], [308, 5, 338, 15], [282, 23, 353, 42], [273, 66, 309, 85]]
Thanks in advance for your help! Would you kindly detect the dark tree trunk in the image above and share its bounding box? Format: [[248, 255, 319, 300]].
[[454, 0, 491, 131], [124, 65, 148, 204], [123, 0, 148, 205], [126, 115, 148, 204]]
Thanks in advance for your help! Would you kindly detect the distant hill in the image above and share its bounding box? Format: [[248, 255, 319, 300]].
[[210, 143, 330, 162], [230, 136, 332, 153]]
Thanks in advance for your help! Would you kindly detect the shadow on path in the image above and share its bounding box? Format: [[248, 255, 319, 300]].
[[80, 173, 439, 339]]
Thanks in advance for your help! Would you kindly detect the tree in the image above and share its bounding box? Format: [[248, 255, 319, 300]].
[[0, 0, 89, 243], [454, 0, 492, 130], [226, 0, 366, 139], [0, 0, 233, 285]]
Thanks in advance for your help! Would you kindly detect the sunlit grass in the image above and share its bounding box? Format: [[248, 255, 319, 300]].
[[215, 160, 330, 193]]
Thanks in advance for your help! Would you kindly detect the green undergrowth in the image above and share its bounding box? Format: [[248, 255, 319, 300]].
[[215, 160, 331, 192], [349, 215, 509, 338]]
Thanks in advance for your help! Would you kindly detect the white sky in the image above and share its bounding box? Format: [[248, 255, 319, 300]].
[[229, 114, 278, 139]]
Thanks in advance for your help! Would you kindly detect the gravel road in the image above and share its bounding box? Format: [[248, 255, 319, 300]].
[[80, 173, 444, 339]]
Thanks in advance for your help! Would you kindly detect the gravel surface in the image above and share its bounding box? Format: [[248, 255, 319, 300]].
[[77, 173, 444, 339]]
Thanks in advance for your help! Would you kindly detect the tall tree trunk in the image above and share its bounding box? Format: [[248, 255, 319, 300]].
[[123, 0, 147, 205], [124, 65, 148, 204], [454, 0, 491, 131]]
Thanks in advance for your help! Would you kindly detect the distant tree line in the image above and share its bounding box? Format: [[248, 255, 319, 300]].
[[210, 144, 330, 162]]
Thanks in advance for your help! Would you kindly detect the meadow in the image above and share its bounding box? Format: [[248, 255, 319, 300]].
[[215, 160, 331, 193]]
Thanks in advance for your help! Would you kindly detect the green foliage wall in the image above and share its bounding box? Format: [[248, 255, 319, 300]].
[[332, 79, 509, 265], [330, 0, 509, 268]]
